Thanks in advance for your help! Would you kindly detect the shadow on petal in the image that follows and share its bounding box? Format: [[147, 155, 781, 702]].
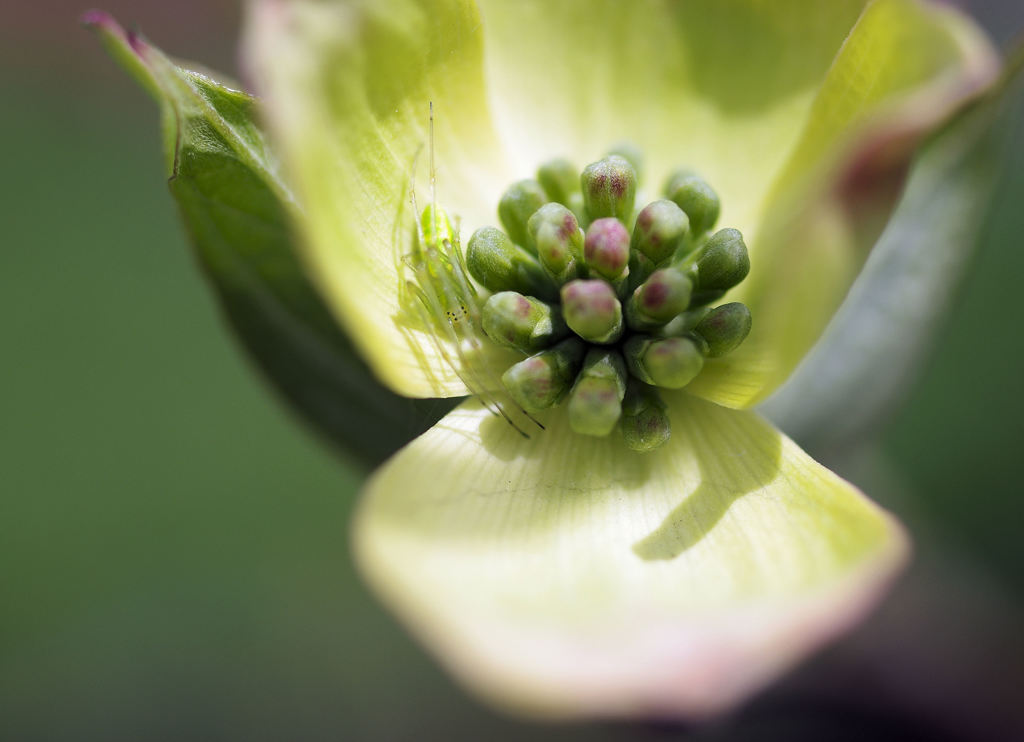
[[355, 395, 904, 719], [634, 412, 782, 560]]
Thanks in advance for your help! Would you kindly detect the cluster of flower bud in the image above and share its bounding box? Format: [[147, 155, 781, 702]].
[[463, 149, 751, 451]]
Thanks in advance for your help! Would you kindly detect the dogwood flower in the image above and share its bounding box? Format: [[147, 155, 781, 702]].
[[88, 0, 999, 721]]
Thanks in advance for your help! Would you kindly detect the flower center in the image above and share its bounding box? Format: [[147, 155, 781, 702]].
[[411, 148, 751, 452]]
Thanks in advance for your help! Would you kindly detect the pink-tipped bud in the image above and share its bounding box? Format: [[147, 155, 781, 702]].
[[560, 279, 623, 344], [584, 218, 630, 281]]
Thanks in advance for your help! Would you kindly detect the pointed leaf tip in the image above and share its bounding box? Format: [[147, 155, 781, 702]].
[[86, 11, 450, 464], [82, 10, 162, 101], [80, 9, 114, 29]]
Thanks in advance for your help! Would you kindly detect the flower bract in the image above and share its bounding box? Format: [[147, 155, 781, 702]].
[[89, 0, 1001, 721]]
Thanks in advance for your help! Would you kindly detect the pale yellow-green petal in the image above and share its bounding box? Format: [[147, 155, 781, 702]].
[[477, 0, 868, 242], [687, 0, 998, 407], [354, 396, 907, 719], [478, 0, 996, 408], [244, 0, 516, 397], [246, 0, 996, 405]]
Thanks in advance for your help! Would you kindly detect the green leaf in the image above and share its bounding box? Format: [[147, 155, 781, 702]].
[[354, 397, 907, 719], [762, 52, 1024, 449], [84, 12, 453, 467]]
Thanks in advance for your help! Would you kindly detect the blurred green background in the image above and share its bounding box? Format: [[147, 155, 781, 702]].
[[2, 2, 1022, 740]]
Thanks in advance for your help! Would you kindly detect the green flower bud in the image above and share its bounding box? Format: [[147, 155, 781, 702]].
[[665, 170, 720, 236], [620, 382, 671, 452], [584, 217, 631, 281], [528, 202, 583, 280], [466, 226, 559, 302], [537, 158, 579, 207], [561, 279, 624, 344], [498, 179, 547, 250], [568, 349, 627, 437], [606, 142, 644, 186], [624, 335, 704, 389], [631, 199, 689, 264], [481, 291, 567, 354], [691, 302, 752, 358], [501, 338, 586, 413], [581, 155, 637, 223], [692, 228, 750, 292], [625, 267, 693, 330]]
